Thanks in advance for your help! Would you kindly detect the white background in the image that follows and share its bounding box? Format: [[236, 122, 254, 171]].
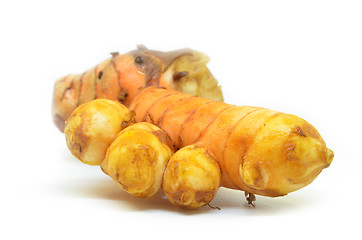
[[1, 0, 361, 239]]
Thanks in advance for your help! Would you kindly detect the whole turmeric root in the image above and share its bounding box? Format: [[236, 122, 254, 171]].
[[62, 88, 334, 209], [52, 46, 223, 132]]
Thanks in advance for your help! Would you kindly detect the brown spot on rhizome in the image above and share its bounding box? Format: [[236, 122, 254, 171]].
[[117, 89, 128, 102], [110, 52, 119, 57], [173, 71, 188, 81], [135, 56, 144, 64], [293, 126, 306, 137], [98, 71, 103, 79]]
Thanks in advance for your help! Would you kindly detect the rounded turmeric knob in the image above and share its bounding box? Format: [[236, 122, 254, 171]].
[[241, 114, 334, 196], [64, 99, 133, 165], [101, 122, 174, 198], [162, 143, 221, 209]]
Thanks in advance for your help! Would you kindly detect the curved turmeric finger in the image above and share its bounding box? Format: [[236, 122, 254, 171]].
[[52, 47, 223, 132], [130, 88, 334, 197]]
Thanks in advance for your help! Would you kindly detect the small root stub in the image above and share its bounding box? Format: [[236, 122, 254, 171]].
[[245, 192, 256, 207], [207, 203, 221, 210]]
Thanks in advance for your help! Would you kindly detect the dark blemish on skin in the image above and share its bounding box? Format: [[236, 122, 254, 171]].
[[294, 126, 306, 137], [117, 89, 128, 102], [135, 56, 144, 64], [110, 52, 119, 57], [98, 71, 103, 79], [173, 71, 188, 81]]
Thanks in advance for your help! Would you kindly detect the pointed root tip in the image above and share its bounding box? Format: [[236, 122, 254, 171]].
[[327, 148, 334, 165]]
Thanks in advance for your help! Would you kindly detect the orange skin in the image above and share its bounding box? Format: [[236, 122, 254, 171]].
[[52, 47, 194, 132], [129, 87, 334, 197]]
